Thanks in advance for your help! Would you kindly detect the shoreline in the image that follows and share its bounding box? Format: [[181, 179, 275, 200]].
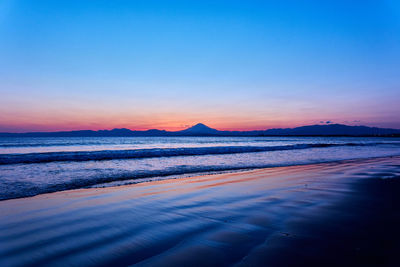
[[1, 156, 399, 266], [2, 154, 400, 202]]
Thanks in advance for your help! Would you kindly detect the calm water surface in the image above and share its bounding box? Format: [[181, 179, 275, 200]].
[[0, 136, 399, 200]]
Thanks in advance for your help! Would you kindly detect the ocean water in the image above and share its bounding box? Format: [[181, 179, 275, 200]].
[[0, 136, 399, 200]]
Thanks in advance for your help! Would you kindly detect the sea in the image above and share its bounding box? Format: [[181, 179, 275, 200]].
[[0, 136, 399, 200]]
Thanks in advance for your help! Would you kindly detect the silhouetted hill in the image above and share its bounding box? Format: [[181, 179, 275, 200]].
[[0, 123, 399, 137], [0, 128, 171, 137], [263, 124, 400, 136], [177, 123, 220, 135]]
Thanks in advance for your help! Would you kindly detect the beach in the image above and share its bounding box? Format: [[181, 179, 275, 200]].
[[2, 0, 400, 265], [1, 156, 399, 266]]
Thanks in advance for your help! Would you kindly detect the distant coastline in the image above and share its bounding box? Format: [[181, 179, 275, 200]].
[[1, 123, 400, 137]]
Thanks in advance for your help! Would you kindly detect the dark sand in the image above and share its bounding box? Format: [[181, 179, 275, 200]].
[[1, 156, 400, 266]]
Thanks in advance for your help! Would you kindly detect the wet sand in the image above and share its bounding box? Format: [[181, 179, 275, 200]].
[[1, 156, 400, 266]]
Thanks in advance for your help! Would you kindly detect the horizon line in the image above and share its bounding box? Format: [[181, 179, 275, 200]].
[[1, 122, 400, 134]]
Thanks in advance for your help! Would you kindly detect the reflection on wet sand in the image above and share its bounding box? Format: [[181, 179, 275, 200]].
[[1, 156, 400, 266]]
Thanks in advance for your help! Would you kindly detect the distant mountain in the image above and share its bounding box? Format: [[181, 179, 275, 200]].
[[177, 123, 220, 135], [0, 123, 399, 137], [0, 128, 171, 137], [263, 124, 400, 136]]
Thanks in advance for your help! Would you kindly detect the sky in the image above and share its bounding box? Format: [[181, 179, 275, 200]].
[[0, 0, 399, 132]]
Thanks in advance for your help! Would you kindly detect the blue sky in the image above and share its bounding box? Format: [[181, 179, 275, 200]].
[[0, 0, 399, 131]]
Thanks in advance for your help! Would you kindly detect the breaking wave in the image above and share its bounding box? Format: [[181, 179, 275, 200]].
[[0, 142, 398, 165]]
